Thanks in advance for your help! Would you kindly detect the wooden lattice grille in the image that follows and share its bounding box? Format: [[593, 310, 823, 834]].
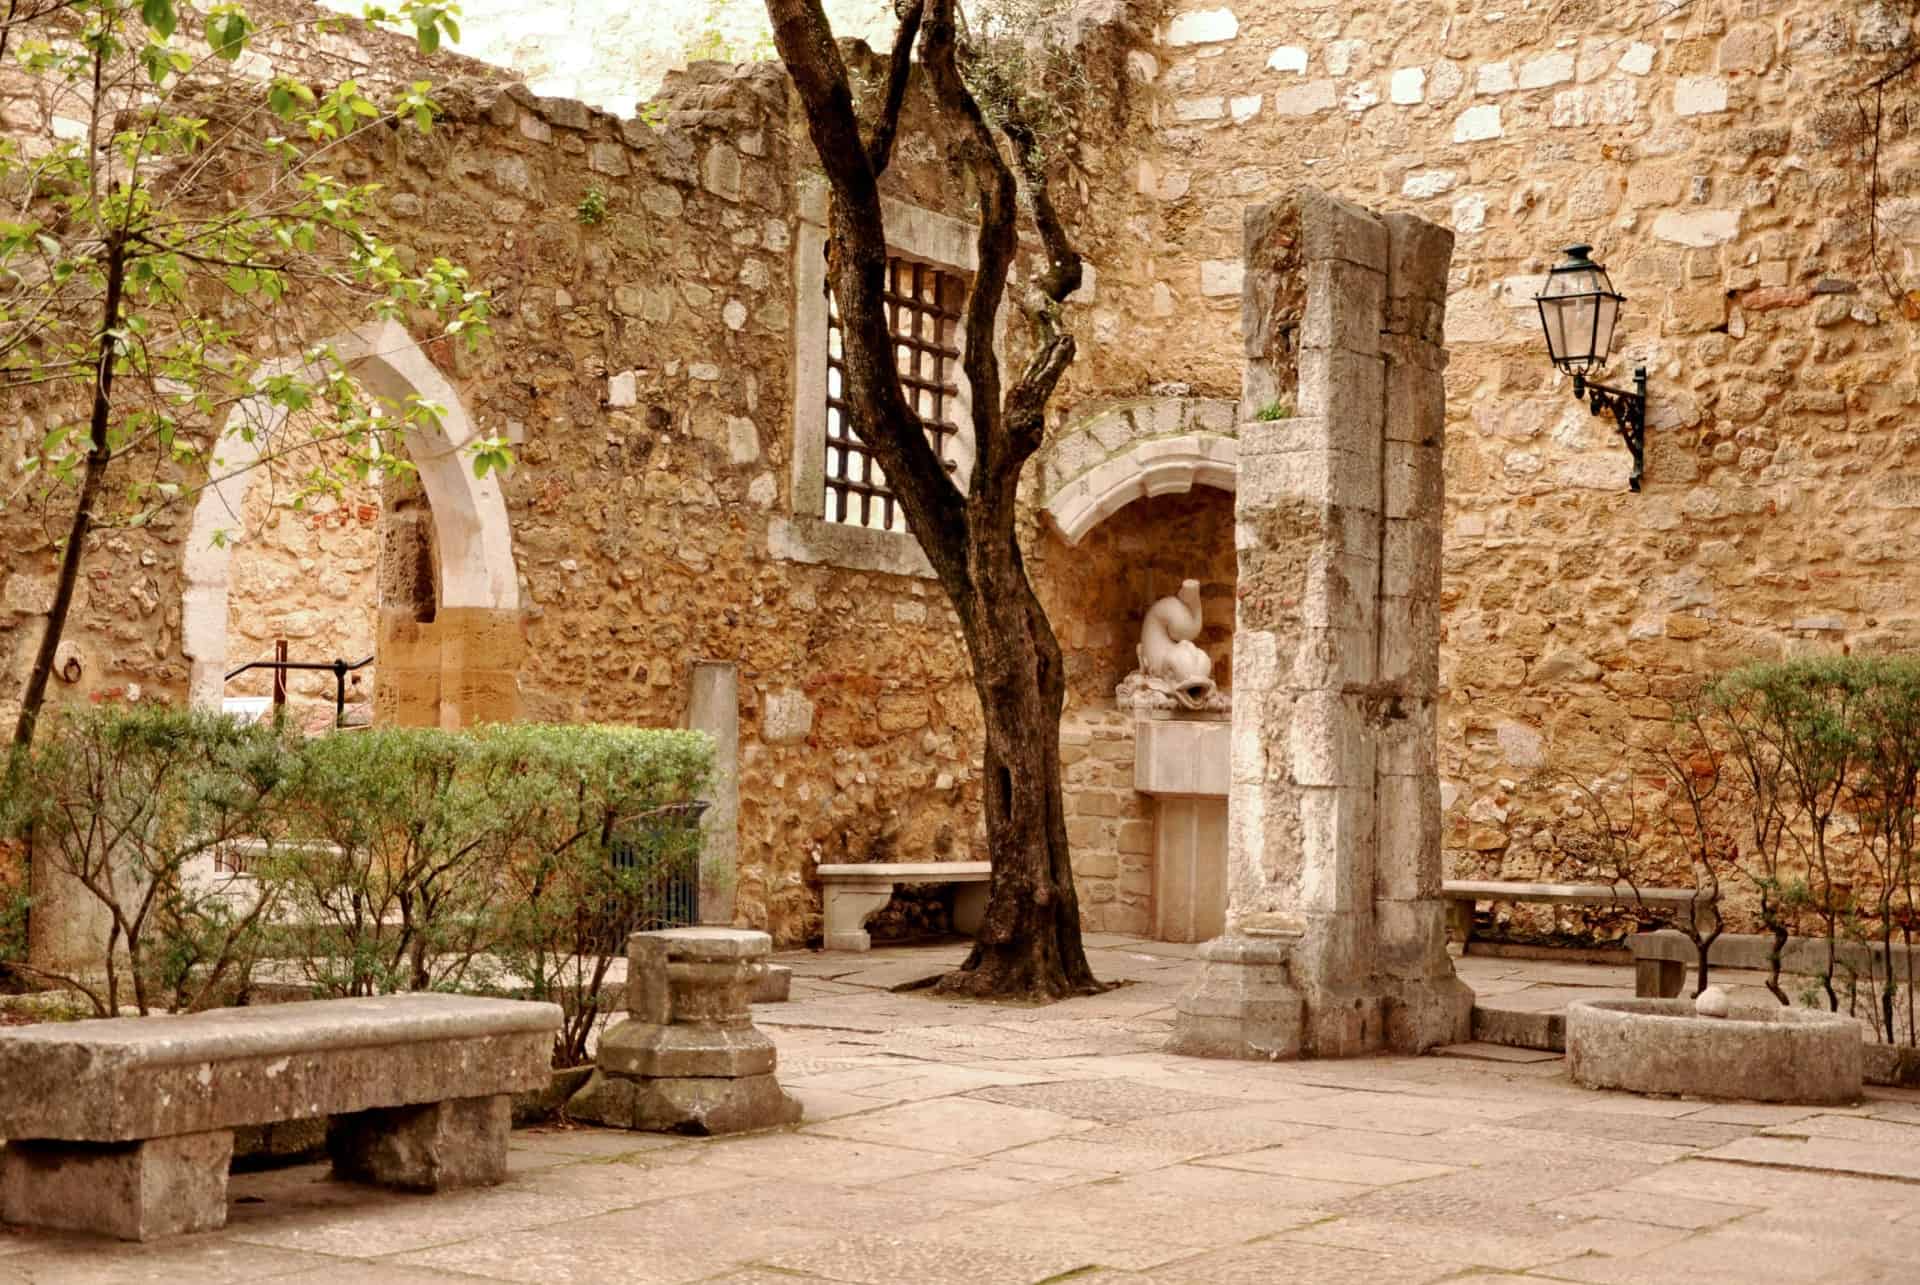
[[825, 257, 967, 531]]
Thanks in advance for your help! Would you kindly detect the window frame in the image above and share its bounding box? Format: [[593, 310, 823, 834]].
[[775, 177, 986, 578]]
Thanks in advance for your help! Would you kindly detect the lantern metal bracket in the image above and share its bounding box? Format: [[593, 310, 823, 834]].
[[1571, 365, 1647, 492]]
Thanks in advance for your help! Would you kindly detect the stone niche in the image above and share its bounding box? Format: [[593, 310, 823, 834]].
[[1036, 485, 1237, 941]]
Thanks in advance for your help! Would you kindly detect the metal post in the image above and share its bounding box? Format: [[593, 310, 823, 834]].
[[272, 639, 288, 717], [332, 659, 348, 729]]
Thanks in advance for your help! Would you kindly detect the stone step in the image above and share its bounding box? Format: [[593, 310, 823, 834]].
[[1470, 1002, 1565, 1053], [1432, 1040, 1562, 1064]]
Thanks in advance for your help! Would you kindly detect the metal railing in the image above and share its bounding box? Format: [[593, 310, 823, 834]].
[[225, 639, 373, 729]]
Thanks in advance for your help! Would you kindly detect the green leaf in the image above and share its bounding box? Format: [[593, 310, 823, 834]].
[[141, 0, 177, 39]]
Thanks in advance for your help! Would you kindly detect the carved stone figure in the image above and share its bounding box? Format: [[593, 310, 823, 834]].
[[1117, 578, 1227, 711]]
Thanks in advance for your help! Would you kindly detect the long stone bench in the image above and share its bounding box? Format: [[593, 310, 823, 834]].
[[1442, 880, 1706, 948], [0, 993, 559, 1240], [819, 861, 991, 951], [1630, 929, 1920, 999]]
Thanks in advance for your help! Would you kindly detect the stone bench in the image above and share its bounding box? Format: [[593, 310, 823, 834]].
[[0, 993, 559, 1240], [819, 861, 991, 951], [1630, 929, 1920, 999], [1442, 880, 1705, 948]]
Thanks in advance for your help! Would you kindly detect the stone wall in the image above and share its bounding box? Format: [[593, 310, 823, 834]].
[[1098, 0, 1920, 908], [223, 457, 381, 728]]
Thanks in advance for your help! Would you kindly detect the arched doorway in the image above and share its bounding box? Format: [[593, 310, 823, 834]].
[[181, 320, 522, 728]]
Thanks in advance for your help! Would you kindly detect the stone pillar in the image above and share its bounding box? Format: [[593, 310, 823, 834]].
[[686, 661, 740, 925], [567, 928, 801, 1134], [1172, 189, 1472, 1061]]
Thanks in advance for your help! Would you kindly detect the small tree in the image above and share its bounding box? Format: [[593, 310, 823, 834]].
[[1547, 707, 1732, 999], [0, 0, 498, 754], [765, 0, 1104, 998]]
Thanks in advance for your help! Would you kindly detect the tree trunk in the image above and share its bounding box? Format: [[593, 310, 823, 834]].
[[934, 545, 1097, 999], [12, 236, 127, 751]]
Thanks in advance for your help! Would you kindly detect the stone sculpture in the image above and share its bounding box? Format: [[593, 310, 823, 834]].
[[1116, 578, 1227, 711]]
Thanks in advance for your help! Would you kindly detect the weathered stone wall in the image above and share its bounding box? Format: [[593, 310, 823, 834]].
[[223, 457, 381, 728], [1091, 0, 1920, 911]]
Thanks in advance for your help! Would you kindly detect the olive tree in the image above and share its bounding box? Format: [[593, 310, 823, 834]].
[[762, 0, 1103, 998]]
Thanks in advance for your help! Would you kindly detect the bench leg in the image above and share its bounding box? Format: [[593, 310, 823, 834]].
[[1635, 958, 1687, 999], [328, 1093, 509, 1193], [822, 879, 895, 952], [2, 1128, 233, 1241], [1444, 899, 1474, 950], [952, 882, 989, 937]]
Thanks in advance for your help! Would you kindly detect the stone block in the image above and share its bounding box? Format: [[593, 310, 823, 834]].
[[1383, 212, 1454, 309], [1295, 348, 1386, 437], [327, 1094, 510, 1193], [595, 1010, 777, 1078], [1171, 933, 1306, 1060], [1382, 517, 1441, 601], [1297, 188, 1388, 271], [1383, 360, 1446, 446], [1378, 594, 1440, 696], [2, 1129, 233, 1241], [1300, 260, 1385, 355], [1384, 440, 1443, 521], [1290, 626, 1378, 691], [1372, 899, 1450, 979], [433, 608, 527, 674], [752, 964, 792, 1004], [1375, 774, 1441, 901], [0, 995, 559, 1144], [1300, 549, 1381, 634], [1239, 443, 1380, 514], [1294, 787, 1377, 912]]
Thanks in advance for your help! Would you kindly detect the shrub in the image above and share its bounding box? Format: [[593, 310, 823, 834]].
[[480, 724, 711, 1066], [7, 706, 296, 1014], [6, 713, 712, 1054]]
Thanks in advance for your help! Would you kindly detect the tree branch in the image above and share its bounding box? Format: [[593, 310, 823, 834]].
[[865, 0, 924, 177]]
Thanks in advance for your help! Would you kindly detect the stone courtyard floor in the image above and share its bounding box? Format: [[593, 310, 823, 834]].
[[4, 936, 1920, 1282]]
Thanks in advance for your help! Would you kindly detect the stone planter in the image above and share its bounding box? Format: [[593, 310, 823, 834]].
[[1566, 998, 1863, 1105]]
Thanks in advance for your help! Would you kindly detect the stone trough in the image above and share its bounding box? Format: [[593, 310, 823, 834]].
[[1566, 996, 1863, 1105]]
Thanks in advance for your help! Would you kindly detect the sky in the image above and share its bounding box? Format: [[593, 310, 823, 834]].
[[342, 0, 897, 117]]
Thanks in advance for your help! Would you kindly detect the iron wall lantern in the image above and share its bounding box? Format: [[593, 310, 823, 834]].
[[1534, 245, 1648, 492]]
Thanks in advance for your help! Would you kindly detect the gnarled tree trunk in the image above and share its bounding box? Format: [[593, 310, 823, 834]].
[[765, 0, 1099, 999]]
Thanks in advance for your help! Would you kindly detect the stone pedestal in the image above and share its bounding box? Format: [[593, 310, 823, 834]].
[[567, 928, 801, 1135], [1173, 189, 1473, 1061], [1134, 716, 1230, 944]]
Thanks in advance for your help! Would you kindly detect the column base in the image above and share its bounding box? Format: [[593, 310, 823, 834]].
[[2, 1129, 233, 1241], [1170, 933, 1305, 1060], [566, 1068, 801, 1136], [327, 1094, 509, 1192]]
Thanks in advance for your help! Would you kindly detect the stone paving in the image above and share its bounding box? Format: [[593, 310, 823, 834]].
[[4, 936, 1920, 1282]]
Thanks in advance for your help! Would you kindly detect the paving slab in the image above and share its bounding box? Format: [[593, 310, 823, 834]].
[[11, 937, 1920, 1283]]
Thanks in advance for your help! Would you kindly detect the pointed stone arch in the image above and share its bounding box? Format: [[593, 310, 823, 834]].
[[181, 319, 521, 725], [1037, 398, 1239, 546]]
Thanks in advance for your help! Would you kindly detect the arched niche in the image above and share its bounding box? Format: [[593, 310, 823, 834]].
[[181, 319, 521, 725]]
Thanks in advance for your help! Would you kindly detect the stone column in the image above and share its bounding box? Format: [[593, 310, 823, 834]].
[[567, 928, 801, 1134], [686, 661, 740, 925], [1172, 189, 1471, 1060]]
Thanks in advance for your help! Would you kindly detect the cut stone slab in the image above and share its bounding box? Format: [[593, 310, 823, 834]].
[[0, 994, 560, 1142]]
